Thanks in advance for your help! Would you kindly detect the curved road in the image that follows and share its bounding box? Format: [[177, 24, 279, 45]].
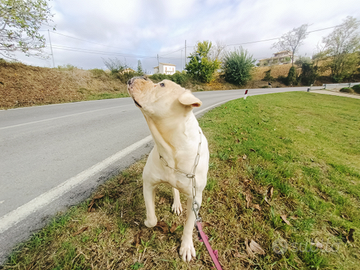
[[0, 86, 319, 263]]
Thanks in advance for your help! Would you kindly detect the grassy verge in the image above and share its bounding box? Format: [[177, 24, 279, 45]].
[[2, 92, 359, 269]]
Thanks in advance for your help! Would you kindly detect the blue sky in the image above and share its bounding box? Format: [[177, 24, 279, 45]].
[[14, 0, 360, 73]]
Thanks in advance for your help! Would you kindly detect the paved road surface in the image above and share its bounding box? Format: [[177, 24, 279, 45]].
[[0, 87, 319, 264]]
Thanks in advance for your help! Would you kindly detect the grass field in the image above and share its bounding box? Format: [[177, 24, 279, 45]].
[[2, 92, 359, 269]]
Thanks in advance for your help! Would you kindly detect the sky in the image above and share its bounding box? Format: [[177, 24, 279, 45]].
[[13, 0, 360, 73]]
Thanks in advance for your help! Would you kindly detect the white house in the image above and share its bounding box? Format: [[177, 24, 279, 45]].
[[153, 63, 176, 75], [258, 51, 298, 66]]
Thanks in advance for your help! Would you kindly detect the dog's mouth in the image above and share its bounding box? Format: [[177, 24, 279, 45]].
[[133, 99, 142, 108]]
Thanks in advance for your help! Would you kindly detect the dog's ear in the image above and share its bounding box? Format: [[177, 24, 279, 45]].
[[178, 91, 202, 107]]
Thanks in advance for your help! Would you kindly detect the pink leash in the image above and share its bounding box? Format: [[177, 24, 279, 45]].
[[195, 221, 223, 270]]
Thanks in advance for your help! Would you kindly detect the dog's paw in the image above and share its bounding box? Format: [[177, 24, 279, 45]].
[[179, 240, 196, 262], [144, 218, 157, 228], [172, 202, 183, 215]]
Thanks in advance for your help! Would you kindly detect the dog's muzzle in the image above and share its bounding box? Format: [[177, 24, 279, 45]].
[[127, 76, 148, 108]]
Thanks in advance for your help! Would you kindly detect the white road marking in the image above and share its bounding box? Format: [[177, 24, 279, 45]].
[[0, 135, 152, 233], [0, 201, 4, 204], [0, 100, 238, 234]]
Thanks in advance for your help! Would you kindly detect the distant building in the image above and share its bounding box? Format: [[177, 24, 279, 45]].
[[258, 51, 298, 66], [153, 63, 176, 75]]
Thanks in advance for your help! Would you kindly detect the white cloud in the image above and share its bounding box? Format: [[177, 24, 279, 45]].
[[12, 0, 360, 72]]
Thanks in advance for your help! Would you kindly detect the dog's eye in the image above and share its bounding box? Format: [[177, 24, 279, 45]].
[[160, 83, 165, 87]]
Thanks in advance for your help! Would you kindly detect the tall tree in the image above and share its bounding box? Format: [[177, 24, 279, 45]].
[[322, 16, 360, 82], [272, 24, 308, 65], [185, 41, 220, 83], [0, 0, 55, 59], [137, 60, 144, 75]]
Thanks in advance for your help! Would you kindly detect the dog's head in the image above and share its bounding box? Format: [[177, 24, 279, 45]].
[[127, 76, 202, 119]]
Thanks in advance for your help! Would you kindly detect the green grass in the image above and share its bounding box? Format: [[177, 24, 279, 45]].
[[2, 92, 359, 269]]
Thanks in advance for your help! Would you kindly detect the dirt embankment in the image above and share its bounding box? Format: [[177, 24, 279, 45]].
[[0, 61, 128, 109]]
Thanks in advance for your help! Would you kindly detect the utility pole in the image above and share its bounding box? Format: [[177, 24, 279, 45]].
[[185, 40, 187, 66], [157, 54, 159, 66], [48, 30, 55, 68]]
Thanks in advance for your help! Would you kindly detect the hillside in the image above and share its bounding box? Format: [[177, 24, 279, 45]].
[[0, 61, 129, 109], [0, 61, 341, 110]]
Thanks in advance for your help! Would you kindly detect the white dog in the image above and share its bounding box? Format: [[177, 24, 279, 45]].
[[127, 76, 209, 262]]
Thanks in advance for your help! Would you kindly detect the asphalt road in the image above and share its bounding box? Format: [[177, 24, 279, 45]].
[[0, 86, 319, 264]]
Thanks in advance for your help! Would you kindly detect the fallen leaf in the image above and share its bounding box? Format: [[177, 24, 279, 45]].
[[119, 179, 124, 185], [267, 186, 274, 200], [156, 221, 168, 234], [250, 148, 256, 152], [242, 154, 247, 160], [280, 215, 292, 226], [234, 252, 248, 259], [93, 194, 104, 200], [159, 197, 166, 205], [236, 138, 240, 143], [252, 204, 261, 211], [202, 222, 212, 228], [243, 179, 251, 186], [244, 239, 254, 258], [134, 231, 142, 248], [245, 193, 251, 208], [170, 222, 177, 233], [264, 197, 271, 205], [72, 226, 88, 236], [249, 239, 265, 255], [347, 229, 355, 243], [87, 194, 104, 212]]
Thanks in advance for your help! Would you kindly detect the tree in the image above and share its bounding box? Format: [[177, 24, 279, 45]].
[[137, 60, 144, 75], [322, 16, 360, 82], [185, 41, 220, 83], [0, 0, 54, 59], [272, 24, 308, 65], [222, 47, 255, 85]]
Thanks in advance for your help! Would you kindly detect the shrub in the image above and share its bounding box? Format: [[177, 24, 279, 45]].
[[149, 72, 191, 87], [340, 87, 354, 93], [263, 69, 275, 82], [222, 47, 255, 86], [286, 66, 297, 86], [115, 71, 137, 83], [352, 84, 360, 94], [299, 63, 318, 86]]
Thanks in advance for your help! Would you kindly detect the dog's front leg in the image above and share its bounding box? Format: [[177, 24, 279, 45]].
[[179, 193, 203, 262], [172, 188, 183, 215], [143, 179, 158, 228]]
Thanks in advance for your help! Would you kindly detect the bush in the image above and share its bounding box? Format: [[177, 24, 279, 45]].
[[352, 84, 360, 94], [263, 69, 275, 82], [222, 47, 255, 86], [299, 63, 318, 86], [286, 66, 297, 86], [340, 87, 354, 93], [149, 72, 191, 87], [114, 71, 137, 83]]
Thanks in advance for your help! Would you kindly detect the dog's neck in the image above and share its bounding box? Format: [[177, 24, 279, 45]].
[[144, 111, 199, 167]]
